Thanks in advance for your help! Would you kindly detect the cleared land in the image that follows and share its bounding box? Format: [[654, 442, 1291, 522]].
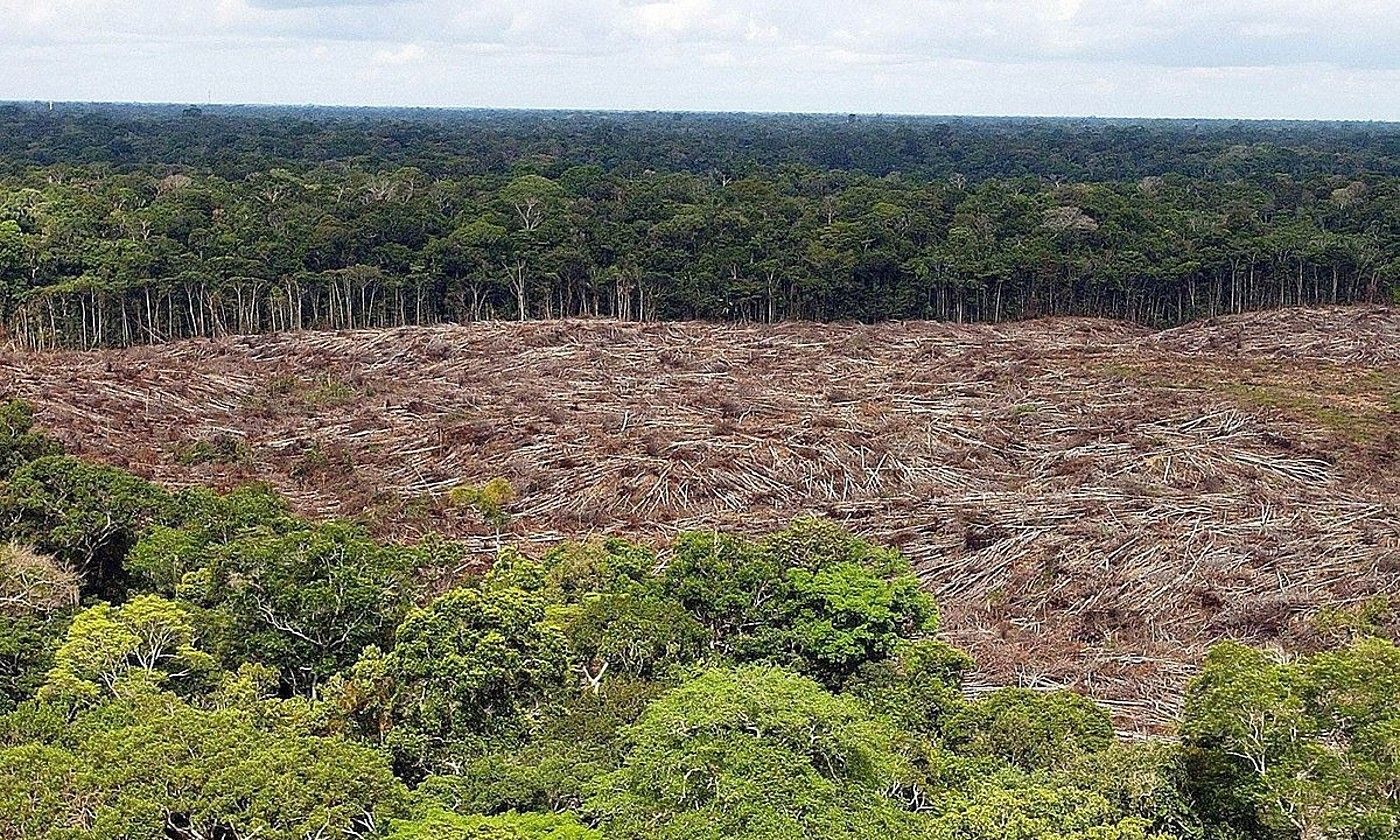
[[4, 306, 1398, 731]]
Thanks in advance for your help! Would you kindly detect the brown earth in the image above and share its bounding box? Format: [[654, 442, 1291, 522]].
[[4, 306, 1399, 731]]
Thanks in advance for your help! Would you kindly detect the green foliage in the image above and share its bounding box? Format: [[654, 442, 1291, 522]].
[[451, 477, 518, 532], [943, 687, 1116, 771], [494, 538, 658, 599], [7, 109, 1400, 347], [663, 517, 938, 685], [587, 665, 926, 840], [420, 676, 663, 815], [558, 588, 708, 683], [0, 613, 69, 714], [0, 437, 1391, 840], [498, 538, 707, 682], [366, 585, 570, 777], [40, 594, 217, 709], [1182, 638, 1400, 840], [125, 483, 298, 593], [181, 520, 422, 691], [0, 455, 172, 594], [842, 637, 973, 737], [174, 431, 250, 466], [911, 730, 1199, 840], [0, 399, 61, 478], [1058, 742, 1205, 840], [205, 660, 334, 733], [1313, 596, 1396, 643], [386, 807, 600, 840], [0, 691, 410, 840], [928, 773, 1160, 840]]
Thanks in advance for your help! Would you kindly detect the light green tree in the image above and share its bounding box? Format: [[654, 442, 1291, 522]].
[[341, 585, 570, 779], [451, 478, 518, 549], [386, 807, 600, 840], [0, 691, 410, 840], [1183, 638, 1400, 839], [586, 665, 927, 840], [40, 594, 215, 708]]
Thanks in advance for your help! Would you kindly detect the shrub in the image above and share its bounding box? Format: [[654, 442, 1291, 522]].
[[942, 687, 1115, 771]]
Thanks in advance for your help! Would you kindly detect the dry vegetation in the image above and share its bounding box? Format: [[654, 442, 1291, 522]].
[[0, 542, 80, 617], [4, 306, 1398, 731]]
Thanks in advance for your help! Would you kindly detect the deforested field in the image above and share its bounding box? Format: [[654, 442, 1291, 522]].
[[5, 305, 1398, 731]]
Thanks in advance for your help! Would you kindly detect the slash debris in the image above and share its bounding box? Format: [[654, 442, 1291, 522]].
[[4, 306, 1398, 731]]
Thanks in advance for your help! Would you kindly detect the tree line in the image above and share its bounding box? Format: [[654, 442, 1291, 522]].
[[6, 105, 1400, 183], [2, 398, 1397, 839], [3, 106, 1400, 348], [1, 161, 1396, 348]]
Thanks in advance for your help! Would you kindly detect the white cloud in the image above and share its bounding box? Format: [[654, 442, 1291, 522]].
[[0, 0, 1398, 117], [626, 0, 709, 35], [373, 42, 426, 65], [623, 0, 746, 40]]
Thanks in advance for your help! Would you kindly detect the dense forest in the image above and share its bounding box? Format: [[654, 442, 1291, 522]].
[[1, 104, 1398, 347], [8, 106, 1400, 181], [2, 398, 1397, 840]]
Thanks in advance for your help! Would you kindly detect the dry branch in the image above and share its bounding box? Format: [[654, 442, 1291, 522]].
[[2, 305, 1397, 732]]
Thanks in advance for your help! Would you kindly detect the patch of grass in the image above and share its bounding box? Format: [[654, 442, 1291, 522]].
[[290, 441, 355, 480], [302, 376, 358, 408], [247, 374, 362, 413], [1097, 361, 1141, 380], [357, 490, 435, 533], [1217, 381, 1379, 442], [175, 432, 250, 466], [1314, 596, 1395, 642], [1103, 358, 1399, 445], [1095, 361, 1185, 389]]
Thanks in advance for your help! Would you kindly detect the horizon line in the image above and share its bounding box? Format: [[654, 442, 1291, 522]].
[[7, 99, 1400, 127]]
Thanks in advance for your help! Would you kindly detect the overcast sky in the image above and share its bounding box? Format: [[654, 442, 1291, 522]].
[[4, 0, 1399, 120]]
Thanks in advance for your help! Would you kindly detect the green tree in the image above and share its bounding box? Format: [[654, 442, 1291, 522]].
[[942, 687, 1115, 772], [0, 399, 61, 478], [386, 807, 601, 840], [181, 520, 421, 692], [928, 775, 1161, 840], [663, 518, 938, 686], [1183, 638, 1400, 840], [419, 676, 663, 816], [125, 483, 298, 595], [842, 637, 973, 737], [39, 594, 216, 709], [363, 585, 570, 778], [430, 217, 509, 320], [1057, 742, 1205, 840], [488, 539, 707, 685], [1, 455, 171, 595], [0, 690, 410, 840], [587, 665, 927, 840], [450, 477, 517, 547]]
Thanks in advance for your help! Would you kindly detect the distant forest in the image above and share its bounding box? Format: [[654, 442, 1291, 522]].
[[1, 103, 1398, 347]]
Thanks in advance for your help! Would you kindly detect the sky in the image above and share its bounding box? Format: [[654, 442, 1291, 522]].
[[3, 0, 1400, 120]]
